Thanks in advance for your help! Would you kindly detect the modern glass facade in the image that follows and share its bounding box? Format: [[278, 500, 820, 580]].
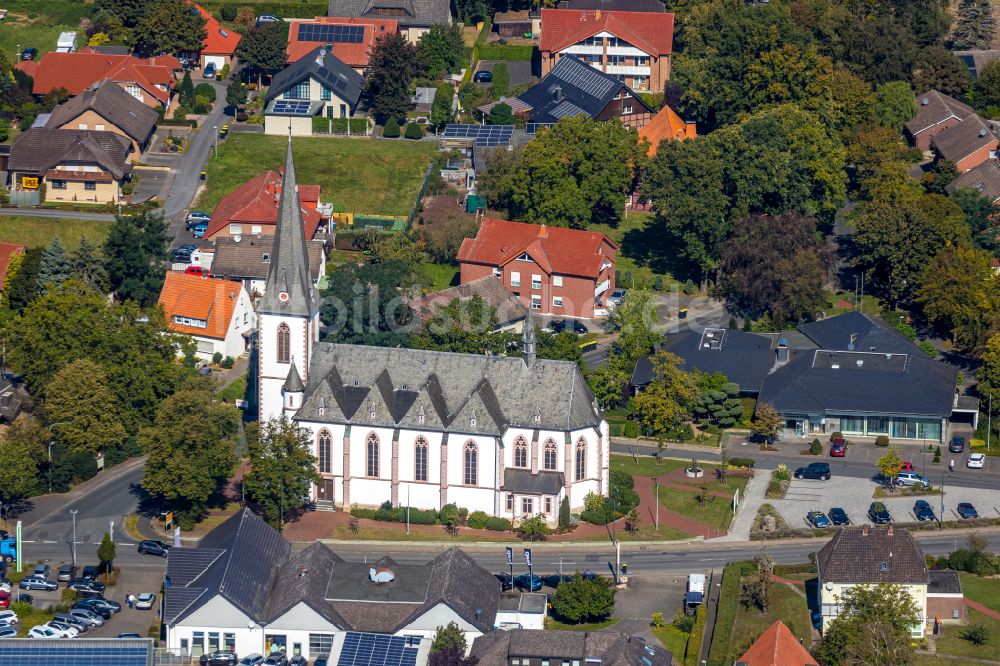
[[836, 414, 943, 441]]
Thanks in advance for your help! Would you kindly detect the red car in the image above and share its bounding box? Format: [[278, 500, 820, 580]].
[[0, 590, 9, 609], [900, 461, 914, 472], [185, 266, 211, 277], [830, 440, 847, 457]]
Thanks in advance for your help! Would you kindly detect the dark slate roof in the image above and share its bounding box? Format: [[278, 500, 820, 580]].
[[212, 237, 324, 283], [258, 139, 321, 318], [631, 328, 775, 392], [471, 630, 672, 666], [45, 80, 158, 144], [946, 158, 1000, 202], [932, 113, 997, 163], [296, 343, 602, 434], [906, 90, 975, 135], [327, 0, 451, 27], [928, 570, 963, 595], [265, 46, 364, 108], [501, 469, 565, 495], [516, 55, 649, 123], [558, 0, 665, 10], [163, 509, 291, 625], [8, 128, 131, 179], [818, 527, 929, 585], [265, 542, 347, 626], [797, 312, 917, 355]]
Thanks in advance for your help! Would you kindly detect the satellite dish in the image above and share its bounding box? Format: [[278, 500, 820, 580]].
[[234, 235, 241, 243]]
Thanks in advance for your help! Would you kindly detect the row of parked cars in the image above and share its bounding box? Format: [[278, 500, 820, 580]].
[[806, 500, 981, 528], [197, 651, 315, 665]]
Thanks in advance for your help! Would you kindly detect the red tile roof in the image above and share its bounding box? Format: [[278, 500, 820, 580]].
[[192, 3, 242, 55], [540, 9, 674, 56], [158, 271, 243, 340], [737, 621, 817, 666], [638, 103, 695, 155], [0, 243, 26, 290], [286, 17, 399, 68], [456, 218, 618, 279], [205, 170, 323, 240], [16, 51, 180, 103]]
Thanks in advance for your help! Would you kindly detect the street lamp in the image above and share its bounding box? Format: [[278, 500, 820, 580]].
[[70, 510, 78, 565], [212, 126, 218, 158]]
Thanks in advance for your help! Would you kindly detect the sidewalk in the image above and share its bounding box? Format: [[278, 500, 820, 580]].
[[708, 463, 774, 542]]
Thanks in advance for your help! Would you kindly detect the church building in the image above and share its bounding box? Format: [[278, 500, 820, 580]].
[[256, 140, 609, 523]]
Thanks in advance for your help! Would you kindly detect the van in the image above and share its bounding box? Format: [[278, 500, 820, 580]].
[[896, 471, 927, 486], [684, 573, 706, 615]]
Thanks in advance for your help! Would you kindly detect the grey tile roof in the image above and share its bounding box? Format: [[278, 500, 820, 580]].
[[258, 140, 321, 318], [797, 311, 918, 355], [409, 276, 528, 327], [631, 328, 775, 392], [946, 158, 1000, 202], [906, 89, 975, 135], [928, 570, 963, 595], [932, 113, 997, 163], [296, 342, 602, 433], [471, 630, 672, 666], [501, 469, 564, 495], [327, 0, 450, 27], [211, 237, 324, 283], [818, 527, 929, 585], [8, 128, 131, 179], [46, 81, 158, 145], [266, 46, 364, 109], [517, 55, 650, 123], [265, 542, 347, 626]]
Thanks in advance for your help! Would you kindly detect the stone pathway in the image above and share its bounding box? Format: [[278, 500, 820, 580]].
[[708, 466, 772, 542]]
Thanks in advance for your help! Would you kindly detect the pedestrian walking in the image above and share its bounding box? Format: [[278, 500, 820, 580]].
[[126, 592, 133, 609], [949, 459, 955, 473]]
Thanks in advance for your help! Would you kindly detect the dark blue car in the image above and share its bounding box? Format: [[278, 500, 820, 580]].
[[513, 573, 542, 591], [807, 511, 831, 528], [829, 507, 849, 525], [957, 503, 979, 519], [913, 500, 936, 522]]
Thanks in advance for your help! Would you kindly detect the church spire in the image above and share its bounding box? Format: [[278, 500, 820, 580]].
[[522, 309, 536, 367], [258, 134, 319, 317]]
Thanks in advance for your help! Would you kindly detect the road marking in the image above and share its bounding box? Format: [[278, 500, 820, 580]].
[[21, 540, 35, 543], [41, 540, 57, 544]]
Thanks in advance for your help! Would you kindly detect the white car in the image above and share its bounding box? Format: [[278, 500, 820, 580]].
[[28, 625, 62, 639], [0, 610, 18, 625], [44, 621, 79, 638], [135, 592, 155, 610], [968, 453, 986, 469]]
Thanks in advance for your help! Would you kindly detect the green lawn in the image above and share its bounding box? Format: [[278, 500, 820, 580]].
[[960, 574, 1000, 612], [200, 134, 436, 218], [610, 454, 692, 478], [652, 625, 690, 661], [0, 216, 111, 248], [934, 609, 1000, 661], [590, 212, 681, 289], [420, 262, 460, 291], [0, 1, 92, 59], [656, 485, 737, 532]]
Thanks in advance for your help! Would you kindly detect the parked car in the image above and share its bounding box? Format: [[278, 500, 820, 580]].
[[191, 222, 209, 239], [57, 565, 77, 582], [255, 14, 280, 26], [117, 633, 143, 639], [806, 511, 831, 528], [203, 63, 217, 79], [185, 265, 211, 277], [80, 566, 99, 580], [900, 461, 914, 472], [87, 598, 121, 613], [17, 593, 33, 605], [794, 462, 831, 480], [957, 502, 979, 519], [0, 610, 18, 625], [45, 621, 79, 638], [0, 591, 9, 610], [200, 650, 239, 666], [19, 577, 57, 591], [138, 540, 170, 557], [185, 211, 211, 228], [968, 453, 986, 469], [73, 599, 113, 619], [473, 70, 493, 83], [829, 441, 847, 457], [52, 613, 88, 633], [949, 436, 966, 453], [548, 319, 567, 333], [0, 626, 16, 638], [896, 471, 928, 487], [238, 655, 265, 666], [263, 653, 289, 666], [513, 573, 542, 591], [20, 47, 37, 61], [609, 288, 626, 306], [868, 502, 892, 524], [28, 625, 61, 639], [68, 608, 104, 627], [495, 573, 513, 591], [913, 500, 936, 522], [135, 592, 155, 610], [172, 245, 197, 263], [32, 564, 50, 578], [68, 578, 105, 594], [541, 574, 572, 588], [289, 657, 308, 666], [571, 320, 588, 335], [829, 507, 849, 526]]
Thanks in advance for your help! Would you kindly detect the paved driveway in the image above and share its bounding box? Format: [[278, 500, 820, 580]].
[[476, 60, 535, 87]]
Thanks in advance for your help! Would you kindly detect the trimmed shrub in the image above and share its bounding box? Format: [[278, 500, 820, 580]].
[[728, 457, 755, 468], [467, 511, 490, 529], [382, 118, 400, 138], [220, 5, 237, 20], [404, 122, 423, 139], [875, 435, 889, 447], [830, 431, 843, 441], [622, 421, 639, 438], [193, 83, 217, 102], [809, 439, 822, 455], [684, 604, 707, 666], [484, 516, 511, 531], [212, 352, 223, 365], [440, 503, 460, 525], [220, 356, 235, 369]]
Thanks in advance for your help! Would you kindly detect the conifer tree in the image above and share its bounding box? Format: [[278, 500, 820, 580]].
[[37, 237, 71, 290], [953, 0, 996, 50]]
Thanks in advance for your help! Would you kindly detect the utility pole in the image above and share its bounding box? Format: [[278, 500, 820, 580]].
[[654, 479, 659, 530], [406, 485, 411, 535], [70, 510, 77, 565], [988, 393, 993, 452]]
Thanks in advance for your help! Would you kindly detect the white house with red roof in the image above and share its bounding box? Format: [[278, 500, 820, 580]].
[[158, 271, 256, 360], [205, 170, 326, 241], [188, 3, 242, 70], [286, 17, 399, 73], [539, 8, 674, 92], [456, 218, 618, 319]]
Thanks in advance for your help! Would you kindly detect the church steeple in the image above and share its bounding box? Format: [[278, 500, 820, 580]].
[[258, 135, 319, 317], [522, 309, 536, 367]]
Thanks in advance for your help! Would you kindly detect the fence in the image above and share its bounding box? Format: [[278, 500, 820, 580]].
[[407, 163, 435, 227], [330, 212, 406, 232], [8, 189, 40, 206]]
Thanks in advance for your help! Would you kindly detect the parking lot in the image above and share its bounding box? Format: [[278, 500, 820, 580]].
[[769, 476, 1000, 528], [475, 60, 536, 87]]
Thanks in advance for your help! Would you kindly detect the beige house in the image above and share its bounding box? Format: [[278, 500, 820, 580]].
[[264, 46, 364, 136], [45, 81, 158, 158]]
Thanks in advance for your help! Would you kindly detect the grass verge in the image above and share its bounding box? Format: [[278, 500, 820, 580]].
[[652, 624, 690, 661], [0, 216, 111, 248], [933, 608, 1000, 660], [0, 1, 91, 58]]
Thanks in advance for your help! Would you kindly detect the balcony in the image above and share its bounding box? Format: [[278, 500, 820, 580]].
[[595, 279, 610, 297]]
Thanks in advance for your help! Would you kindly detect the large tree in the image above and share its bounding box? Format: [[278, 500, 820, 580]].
[[69, 236, 109, 292], [951, 0, 997, 51], [912, 46, 972, 97], [551, 573, 615, 624], [5, 247, 42, 313], [43, 358, 127, 456], [321, 259, 418, 347], [628, 352, 698, 437], [140, 386, 239, 528], [980, 334, 1000, 436], [365, 32, 420, 124], [917, 246, 1000, 352], [104, 210, 167, 306], [133, 0, 207, 57], [417, 23, 464, 78], [235, 22, 288, 85], [719, 212, 832, 325], [815, 583, 921, 666], [0, 415, 46, 503], [950, 188, 1000, 254], [37, 237, 71, 290], [94, 0, 149, 28], [873, 81, 918, 133], [244, 417, 320, 529]]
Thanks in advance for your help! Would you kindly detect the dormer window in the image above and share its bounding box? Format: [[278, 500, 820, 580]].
[[369, 401, 376, 419], [516, 252, 533, 262], [263, 253, 270, 263]]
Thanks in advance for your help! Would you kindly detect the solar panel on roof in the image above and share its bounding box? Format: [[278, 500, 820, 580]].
[[442, 124, 513, 147], [338, 633, 421, 666], [272, 100, 313, 114], [0, 639, 152, 666], [298, 23, 366, 43]]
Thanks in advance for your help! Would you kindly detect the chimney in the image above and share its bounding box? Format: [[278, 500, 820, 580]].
[[538, 224, 548, 238], [595, 9, 601, 18], [775, 338, 789, 365], [553, 85, 563, 103], [863, 524, 870, 536]]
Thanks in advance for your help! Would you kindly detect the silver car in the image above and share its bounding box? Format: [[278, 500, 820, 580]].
[[68, 608, 104, 627]]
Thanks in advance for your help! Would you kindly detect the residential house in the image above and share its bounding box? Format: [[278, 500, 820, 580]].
[[493, 11, 539, 38], [470, 629, 672, 666], [735, 621, 816, 666], [8, 128, 132, 205], [188, 3, 242, 70], [327, 0, 451, 43], [905, 90, 976, 152], [817, 526, 965, 637], [16, 50, 180, 109], [44, 81, 159, 156], [264, 46, 365, 136], [945, 158, 1000, 203], [408, 276, 528, 331], [931, 113, 999, 173], [0, 243, 25, 289], [638, 103, 695, 155], [211, 236, 326, 297], [927, 570, 968, 627], [954, 50, 1000, 78], [256, 141, 609, 522], [163, 508, 501, 661], [456, 217, 618, 318], [485, 55, 653, 127], [632, 312, 976, 443], [557, 0, 666, 11], [286, 17, 399, 72], [157, 271, 256, 360], [539, 8, 674, 93], [205, 169, 326, 241]]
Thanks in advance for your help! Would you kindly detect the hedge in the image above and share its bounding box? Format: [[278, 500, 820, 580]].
[[684, 603, 708, 666], [312, 116, 369, 135], [349, 504, 510, 530], [728, 457, 755, 468], [477, 44, 535, 61], [706, 562, 752, 666], [197, 1, 327, 18], [484, 516, 512, 531], [467, 510, 490, 529]]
